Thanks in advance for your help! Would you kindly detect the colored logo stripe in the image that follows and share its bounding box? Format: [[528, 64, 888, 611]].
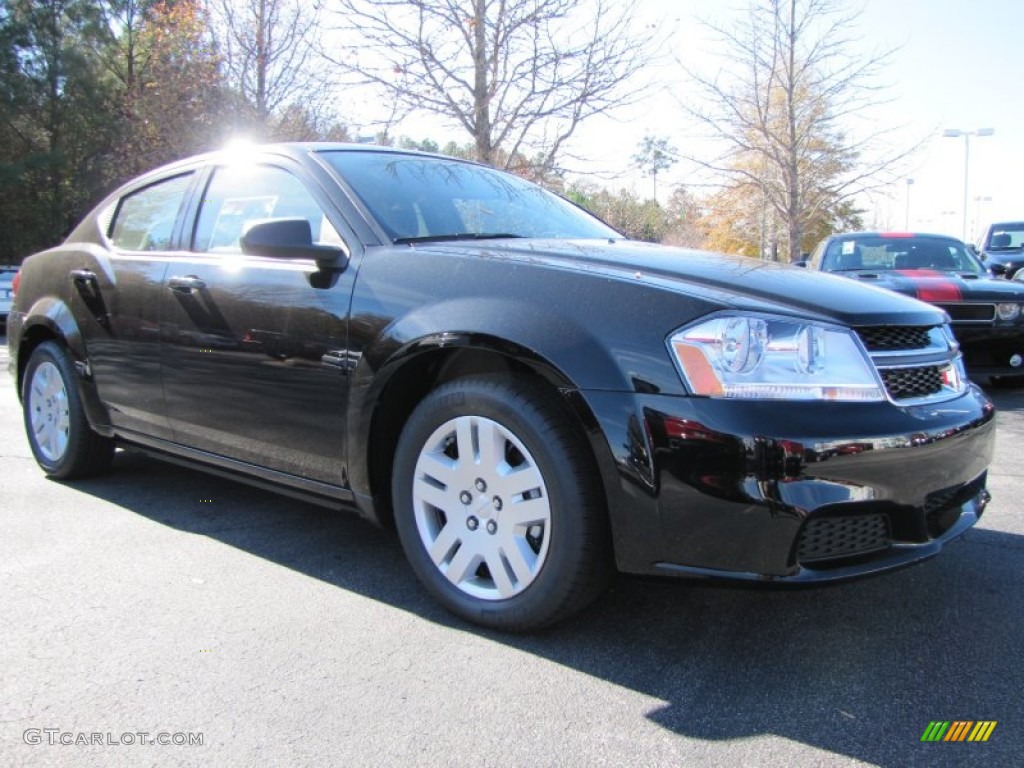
[[968, 721, 998, 742], [945, 721, 973, 741], [921, 721, 949, 741], [895, 269, 963, 302], [920, 721, 997, 742]]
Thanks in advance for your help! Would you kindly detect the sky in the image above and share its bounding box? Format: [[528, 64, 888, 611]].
[[567, 0, 1024, 243], [346, 0, 1023, 244]]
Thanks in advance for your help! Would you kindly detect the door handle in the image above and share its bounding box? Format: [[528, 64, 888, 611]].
[[70, 269, 96, 284], [168, 275, 206, 293]]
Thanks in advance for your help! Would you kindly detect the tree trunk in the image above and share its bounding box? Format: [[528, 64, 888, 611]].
[[471, 0, 492, 164]]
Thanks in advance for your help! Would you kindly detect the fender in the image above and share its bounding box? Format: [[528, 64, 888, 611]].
[[343, 288, 683, 509], [19, 295, 114, 435], [344, 296, 636, 505], [354, 295, 635, 392]]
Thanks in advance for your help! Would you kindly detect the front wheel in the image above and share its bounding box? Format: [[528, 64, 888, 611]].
[[392, 375, 611, 631], [22, 341, 114, 479]]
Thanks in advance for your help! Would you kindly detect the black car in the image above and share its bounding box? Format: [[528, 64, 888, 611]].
[[977, 221, 1024, 278], [808, 231, 1024, 379], [7, 145, 994, 630]]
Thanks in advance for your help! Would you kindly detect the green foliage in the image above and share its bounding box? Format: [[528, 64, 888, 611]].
[[0, 0, 349, 263], [569, 184, 669, 243], [633, 135, 676, 176], [0, 0, 121, 259]]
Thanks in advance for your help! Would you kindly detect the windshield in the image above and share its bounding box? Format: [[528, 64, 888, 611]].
[[987, 223, 1024, 250], [822, 235, 985, 274], [319, 150, 619, 243]]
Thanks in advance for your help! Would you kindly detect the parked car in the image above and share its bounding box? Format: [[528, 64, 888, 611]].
[[807, 231, 1024, 380], [0, 268, 15, 325], [976, 221, 1024, 277], [7, 145, 995, 630]]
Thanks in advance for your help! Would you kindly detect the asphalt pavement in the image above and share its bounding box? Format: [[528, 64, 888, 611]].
[[1, 335, 1022, 767]]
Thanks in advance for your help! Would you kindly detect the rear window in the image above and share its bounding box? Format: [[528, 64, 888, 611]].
[[987, 223, 1024, 249], [109, 173, 194, 251]]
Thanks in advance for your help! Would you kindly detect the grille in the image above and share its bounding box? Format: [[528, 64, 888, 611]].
[[797, 514, 891, 564], [924, 474, 986, 537], [937, 303, 995, 321], [880, 366, 944, 399], [857, 326, 933, 351]]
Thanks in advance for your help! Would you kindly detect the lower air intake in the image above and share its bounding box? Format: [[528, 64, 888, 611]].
[[798, 514, 891, 564]]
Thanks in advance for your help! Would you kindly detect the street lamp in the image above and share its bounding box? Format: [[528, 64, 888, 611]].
[[974, 195, 992, 238], [905, 178, 914, 230], [943, 127, 994, 241]]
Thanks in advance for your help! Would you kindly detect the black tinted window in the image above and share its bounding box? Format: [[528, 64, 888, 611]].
[[109, 173, 194, 251], [823, 236, 982, 274], [988, 224, 1024, 249], [321, 151, 617, 242]]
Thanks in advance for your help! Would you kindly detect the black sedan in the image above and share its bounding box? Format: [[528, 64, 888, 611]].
[[808, 231, 1024, 379], [977, 220, 1024, 278], [7, 145, 994, 630]]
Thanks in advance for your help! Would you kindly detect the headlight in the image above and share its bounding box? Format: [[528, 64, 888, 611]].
[[668, 314, 885, 401], [996, 303, 1021, 321]]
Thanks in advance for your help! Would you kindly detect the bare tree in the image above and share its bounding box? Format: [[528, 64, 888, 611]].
[[681, 0, 911, 262], [213, 0, 326, 135], [326, 0, 660, 171]]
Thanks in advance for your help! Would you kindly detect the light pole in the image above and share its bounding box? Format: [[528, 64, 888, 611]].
[[904, 178, 914, 230], [943, 128, 994, 241], [974, 195, 992, 238]]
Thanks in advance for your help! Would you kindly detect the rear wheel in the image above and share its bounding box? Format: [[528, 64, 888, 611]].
[[22, 341, 114, 479], [392, 375, 611, 631]]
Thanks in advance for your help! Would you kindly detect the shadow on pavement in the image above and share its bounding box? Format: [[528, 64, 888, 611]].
[[979, 379, 1024, 412], [64, 449, 1022, 767]]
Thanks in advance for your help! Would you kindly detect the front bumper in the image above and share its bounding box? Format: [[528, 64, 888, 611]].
[[580, 384, 995, 582], [955, 324, 1024, 376]]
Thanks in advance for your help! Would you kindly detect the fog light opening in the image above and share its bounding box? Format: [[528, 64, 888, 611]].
[[1010, 353, 1023, 368]]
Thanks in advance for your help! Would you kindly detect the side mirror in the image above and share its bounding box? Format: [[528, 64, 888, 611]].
[[792, 260, 808, 268], [990, 262, 1008, 277], [240, 218, 347, 268], [966, 243, 979, 255]]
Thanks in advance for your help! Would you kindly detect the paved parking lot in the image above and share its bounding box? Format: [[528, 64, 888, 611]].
[[2, 335, 1022, 767]]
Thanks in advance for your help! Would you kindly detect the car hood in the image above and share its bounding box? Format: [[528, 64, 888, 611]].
[[413, 239, 945, 327], [984, 248, 1024, 261], [831, 268, 1024, 303]]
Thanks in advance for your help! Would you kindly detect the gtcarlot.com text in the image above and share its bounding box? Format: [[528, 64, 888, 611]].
[[23, 728, 204, 746]]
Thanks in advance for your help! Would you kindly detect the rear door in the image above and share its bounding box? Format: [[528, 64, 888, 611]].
[[159, 160, 355, 486], [76, 170, 199, 440]]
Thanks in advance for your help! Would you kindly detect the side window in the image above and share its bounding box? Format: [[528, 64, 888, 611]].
[[109, 173, 194, 251], [193, 165, 344, 254]]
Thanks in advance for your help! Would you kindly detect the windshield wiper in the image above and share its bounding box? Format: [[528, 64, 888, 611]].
[[393, 233, 524, 244]]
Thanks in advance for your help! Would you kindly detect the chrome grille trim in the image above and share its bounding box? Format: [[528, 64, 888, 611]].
[[855, 325, 964, 405]]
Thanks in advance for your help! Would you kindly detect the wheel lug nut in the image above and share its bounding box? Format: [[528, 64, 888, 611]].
[[459, 491, 472, 504], [492, 496, 502, 511], [467, 516, 479, 531], [475, 478, 487, 492], [486, 520, 497, 534]]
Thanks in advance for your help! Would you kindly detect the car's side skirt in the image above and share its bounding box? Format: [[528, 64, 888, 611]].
[[115, 430, 356, 512]]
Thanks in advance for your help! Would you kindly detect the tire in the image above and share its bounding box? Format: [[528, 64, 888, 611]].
[[22, 341, 114, 479], [392, 375, 611, 631]]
